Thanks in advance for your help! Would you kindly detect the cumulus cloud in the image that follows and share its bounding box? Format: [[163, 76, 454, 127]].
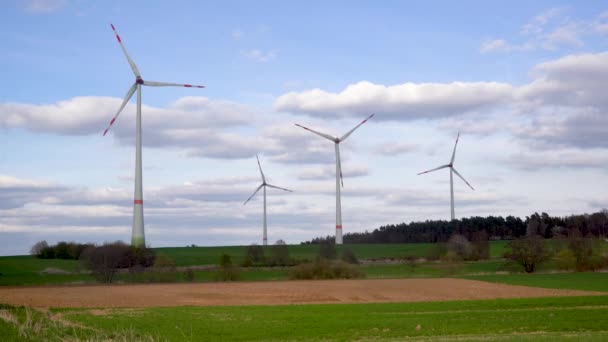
[[274, 81, 513, 120], [517, 52, 608, 109]]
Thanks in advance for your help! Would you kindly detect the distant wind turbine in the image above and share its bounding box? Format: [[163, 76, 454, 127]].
[[102, 24, 205, 247], [295, 114, 374, 244], [244, 155, 293, 246], [418, 132, 474, 221]]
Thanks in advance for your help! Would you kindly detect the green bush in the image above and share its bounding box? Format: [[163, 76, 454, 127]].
[[289, 259, 364, 280], [340, 249, 359, 264], [555, 249, 576, 270], [319, 240, 337, 260], [183, 268, 195, 282], [215, 254, 240, 281], [505, 235, 551, 273]]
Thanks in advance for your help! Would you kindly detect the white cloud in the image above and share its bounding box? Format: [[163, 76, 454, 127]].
[[482, 8, 588, 54], [274, 81, 513, 120], [373, 142, 420, 156], [26, 0, 66, 13], [241, 49, 276, 63]]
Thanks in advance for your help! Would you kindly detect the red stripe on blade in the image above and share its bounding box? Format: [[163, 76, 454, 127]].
[[110, 118, 115, 125], [116, 35, 122, 43], [111, 24, 115, 30], [134, 200, 143, 205], [184, 84, 192, 87]]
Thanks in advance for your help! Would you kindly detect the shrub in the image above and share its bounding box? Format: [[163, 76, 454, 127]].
[[446, 234, 473, 261], [568, 237, 607, 271], [152, 253, 176, 271], [319, 240, 337, 260], [289, 259, 364, 280], [505, 235, 551, 273], [80, 242, 132, 283], [244, 244, 266, 265], [555, 249, 576, 270], [30, 240, 49, 257], [270, 243, 290, 266], [184, 268, 195, 282], [340, 249, 359, 264], [215, 254, 240, 281]]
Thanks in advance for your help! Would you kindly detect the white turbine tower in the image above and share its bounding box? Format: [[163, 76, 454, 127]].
[[418, 132, 474, 221], [244, 155, 293, 246], [103, 24, 205, 247], [295, 114, 374, 244]]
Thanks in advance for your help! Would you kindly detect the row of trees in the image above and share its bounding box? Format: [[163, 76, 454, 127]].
[[303, 211, 608, 244]]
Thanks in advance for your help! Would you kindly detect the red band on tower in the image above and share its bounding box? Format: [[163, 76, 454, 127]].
[[336, 225, 342, 229], [134, 200, 143, 205]]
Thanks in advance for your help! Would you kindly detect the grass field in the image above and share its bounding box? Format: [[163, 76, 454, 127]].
[[1, 296, 607, 341], [466, 272, 608, 292], [1, 240, 606, 287]]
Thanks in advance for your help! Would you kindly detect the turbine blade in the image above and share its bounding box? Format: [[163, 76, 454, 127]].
[[340, 113, 374, 141], [256, 154, 266, 183], [417, 164, 450, 175], [243, 184, 264, 205], [450, 132, 460, 164], [266, 184, 293, 192], [110, 24, 141, 78], [103, 83, 137, 136], [143, 80, 205, 88], [451, 167, 475, 190], [294, 124, 335, 141]]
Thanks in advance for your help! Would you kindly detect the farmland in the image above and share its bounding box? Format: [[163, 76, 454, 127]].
[[1, 240, 608, 341]]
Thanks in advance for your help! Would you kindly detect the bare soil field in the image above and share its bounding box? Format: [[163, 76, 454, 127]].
[[0, 278, 602, 308]]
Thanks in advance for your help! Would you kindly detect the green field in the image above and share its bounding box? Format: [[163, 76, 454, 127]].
[[1, 296, 608, 341], [467, 272, 608, 292]]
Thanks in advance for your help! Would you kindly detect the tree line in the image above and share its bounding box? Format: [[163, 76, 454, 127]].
[[303, 210, 608, 244]]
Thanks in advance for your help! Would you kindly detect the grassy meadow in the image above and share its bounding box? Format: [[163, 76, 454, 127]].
[[1, 296, 608, 341], [2, 240, 608, 289]]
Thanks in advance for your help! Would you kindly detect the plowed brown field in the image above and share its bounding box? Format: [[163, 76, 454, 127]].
[[0, 278, 601, 308]]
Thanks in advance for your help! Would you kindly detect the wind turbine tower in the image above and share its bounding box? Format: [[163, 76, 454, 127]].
[[418, 133, 475, 220], [103, 24, 205, 247], [244, 155, 293, 246], [295, 114, 374, 244]]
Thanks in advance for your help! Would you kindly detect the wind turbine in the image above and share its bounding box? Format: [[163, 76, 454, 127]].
[[102, 24, 205, 247], [244, 155, 293, 246], [417, 132, 474, 221], [295, 114, 374, 244]]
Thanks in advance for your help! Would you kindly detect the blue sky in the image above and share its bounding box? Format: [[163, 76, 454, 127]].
[[1, 0, 607, 255]]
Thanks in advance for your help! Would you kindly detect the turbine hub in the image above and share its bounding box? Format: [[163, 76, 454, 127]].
[[136, 77, 144, 85]]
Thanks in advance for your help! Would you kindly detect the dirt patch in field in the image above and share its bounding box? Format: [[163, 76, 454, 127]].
[[0, 278, 602, 308]]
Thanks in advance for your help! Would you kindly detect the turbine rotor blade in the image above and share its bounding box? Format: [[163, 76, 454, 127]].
[[243, 184, 264, 205], [340, 113, 374, 141], [450, 132, 460, 164], [294, 124, 335, 141], [143, 80, 205, 88], [417, 164, 450, 175], [266, 184, 293, 192], [256, 154, 266, 183], [103, 83, 137, 136], [451, 167, 475, 190], [110, 24, 141, 78]]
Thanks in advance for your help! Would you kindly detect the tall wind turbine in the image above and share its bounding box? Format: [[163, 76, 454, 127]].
[[244, 155, 293, 246], [418, 133, 474, 221], [295, 114, 374, 244], [103, 24, 205, 247]]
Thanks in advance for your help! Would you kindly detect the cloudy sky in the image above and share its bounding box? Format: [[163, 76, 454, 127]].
[[1, 0, 607, 255]]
